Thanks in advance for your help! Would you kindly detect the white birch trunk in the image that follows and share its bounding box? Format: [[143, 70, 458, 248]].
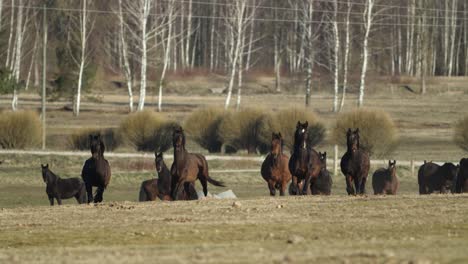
[[185, 0, 192, 68], [118, 0, 134, 112], [137, 0, 151, 111], [358, 0, 374, 108], [339, 0, 352, 112], [406, 0, 415, 75], [74, 0, 88, 117], [209, 0, 216, 71], [5, 0, 14, 68], [448, 0, 457, 77], [332, 0, 340, 112], [12, 0, 24, 111], [158, 0, 175, 112]]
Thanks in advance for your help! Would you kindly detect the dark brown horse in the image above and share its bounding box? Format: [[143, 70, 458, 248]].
[[42, 164, 86, 205], [171, 126, 225, 200], [454, 158, 468, 193], [81, 134, 111, 203], [311, 152, 333, 195], [340, 128, 370, 195], [372, 160, 399, 195], [261, 132, 292, 196], [288, 121, 321, 195], [418, 161, 458, 194], [139, 152, 197, 201]]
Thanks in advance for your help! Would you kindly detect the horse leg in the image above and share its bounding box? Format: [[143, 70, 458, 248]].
[[310, 176, 318, 195], [85, 182, 93, 203], [268, 180, 276, 196], [94, 186, 104, 203], [302, 175, 311, 195], [354, 177, 362, 195], [359, 177, 367, 195], [345, 175, 355, 195], [290, 176, 299, 195], [198, 175, 208, 197], [48, 195, 54, 206], [280, 180, 287, 196], [56, 197, 62, 205]]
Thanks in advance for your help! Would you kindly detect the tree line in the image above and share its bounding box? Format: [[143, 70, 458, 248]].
[[0, 0, 467, 114]]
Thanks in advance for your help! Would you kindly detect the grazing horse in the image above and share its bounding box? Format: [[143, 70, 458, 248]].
[[340, 128, 370, 195], [418, 161, 458, 194], [171, 127, 225, 200], [288, 121, 321, 195], [261, 132, 292, 196], [81, 134, 112, 203], [454, 158, 468, 193], [372, 160, 399, 195], [311, 152, 333, 195], [41, 164, 86, 205], [139, 152, 197, 201]]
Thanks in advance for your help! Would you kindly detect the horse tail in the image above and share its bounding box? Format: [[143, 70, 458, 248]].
[[206, 176, 225, 187], [138, 182, 148, 202]]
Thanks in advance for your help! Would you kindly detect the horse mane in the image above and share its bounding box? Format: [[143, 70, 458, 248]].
[[44, 168, 59, 182]]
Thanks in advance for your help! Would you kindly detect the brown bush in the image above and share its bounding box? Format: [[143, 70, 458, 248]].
[[184, 107, 225, 153], [454, 115, 468, 152], [217, 108, 267, 154], [0, 110, 42, 149], [257, 109, 326, 152], [68, 128, 121, 151], [331, 108, 399, 158], [119, 111, 176, 152]]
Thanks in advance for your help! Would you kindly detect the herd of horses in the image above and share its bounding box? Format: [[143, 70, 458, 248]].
[[40, 122, 468, 206]]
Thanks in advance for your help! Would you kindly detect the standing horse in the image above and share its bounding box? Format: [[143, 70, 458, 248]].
[[139, 152, 197, 201], [41, 164, 87, 205], [340, 128, 370, 195], [288, 121, 321, 195], [171, 127, 225, 200], [372, 160, 399, 195], [454, 158, 468, 193], [418, 161, 458, 194], [81, 134, 111, 203], [261, 132, 292, 196]]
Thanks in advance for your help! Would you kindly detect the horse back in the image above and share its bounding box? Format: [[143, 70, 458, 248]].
[[56, 177, 84, 199]]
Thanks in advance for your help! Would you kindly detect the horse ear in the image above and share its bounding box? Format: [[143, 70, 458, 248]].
[[394, 160, 396, 165], [304, 121, 308, 128], [46, 163, 49, 168], [296, 121, 301, 128], [347, 128, 352, 135], [355, 128, 360, 133], [324, 152, 326, 157], [159, 152, 163, 158], [278, 132, 282, 138]]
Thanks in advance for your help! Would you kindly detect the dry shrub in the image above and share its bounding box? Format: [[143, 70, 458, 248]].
[[68, 128, 121, 151], [218, 108, 268, 154], [0, 110, 42, 149], [257, 109, 326, 152], [119, 111, 177, 152], [184, 107, 225, 153], [454, 115, 468, 152], [331, 108, 399, 158]]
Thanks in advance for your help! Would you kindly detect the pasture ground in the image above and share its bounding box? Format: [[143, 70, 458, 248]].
[[1, 75, 468, 262]]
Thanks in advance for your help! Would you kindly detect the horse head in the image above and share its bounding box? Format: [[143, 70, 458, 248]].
[[89, 134, 105, 158], [346, 128, 360, 153], [155, 152, 165, 173], [319, 152, 327, 170], [172, 126, 186, 150], [271, 132, 283, 156], [388, 160, 397, 178], [294, 121, 309, 150], [41, 163, 49, 182]]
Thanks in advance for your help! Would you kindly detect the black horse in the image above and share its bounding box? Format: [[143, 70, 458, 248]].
[[81, 134, 112, 203], [418, 161, 458, 194], [311, 151, 333, 195], [139, 152, 197, 201], [288, 121, 321, 195], [41, 164, 86, 205], [340, 128, 370, 195]]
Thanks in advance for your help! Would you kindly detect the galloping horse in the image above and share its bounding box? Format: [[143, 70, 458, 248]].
[[340, 128, 370, 195], [171, 127, 225, 200], [288, 121, 321, 195], [260, 132, 292, 196], [81, 134, 111, 203]]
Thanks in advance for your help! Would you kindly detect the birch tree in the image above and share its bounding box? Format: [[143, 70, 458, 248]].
[[70, 0, 94, 116], [157, 0, 176, 112], [357, 0, 374, 107], [11, 0, 26, 111], [117, 0, 134, 112], [223, 0, 247, 110], [339, 0, 352, 112], [331, 0, 340, 112]]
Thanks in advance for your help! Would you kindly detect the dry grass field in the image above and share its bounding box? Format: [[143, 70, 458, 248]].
[[0, 75, 468, 263]]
